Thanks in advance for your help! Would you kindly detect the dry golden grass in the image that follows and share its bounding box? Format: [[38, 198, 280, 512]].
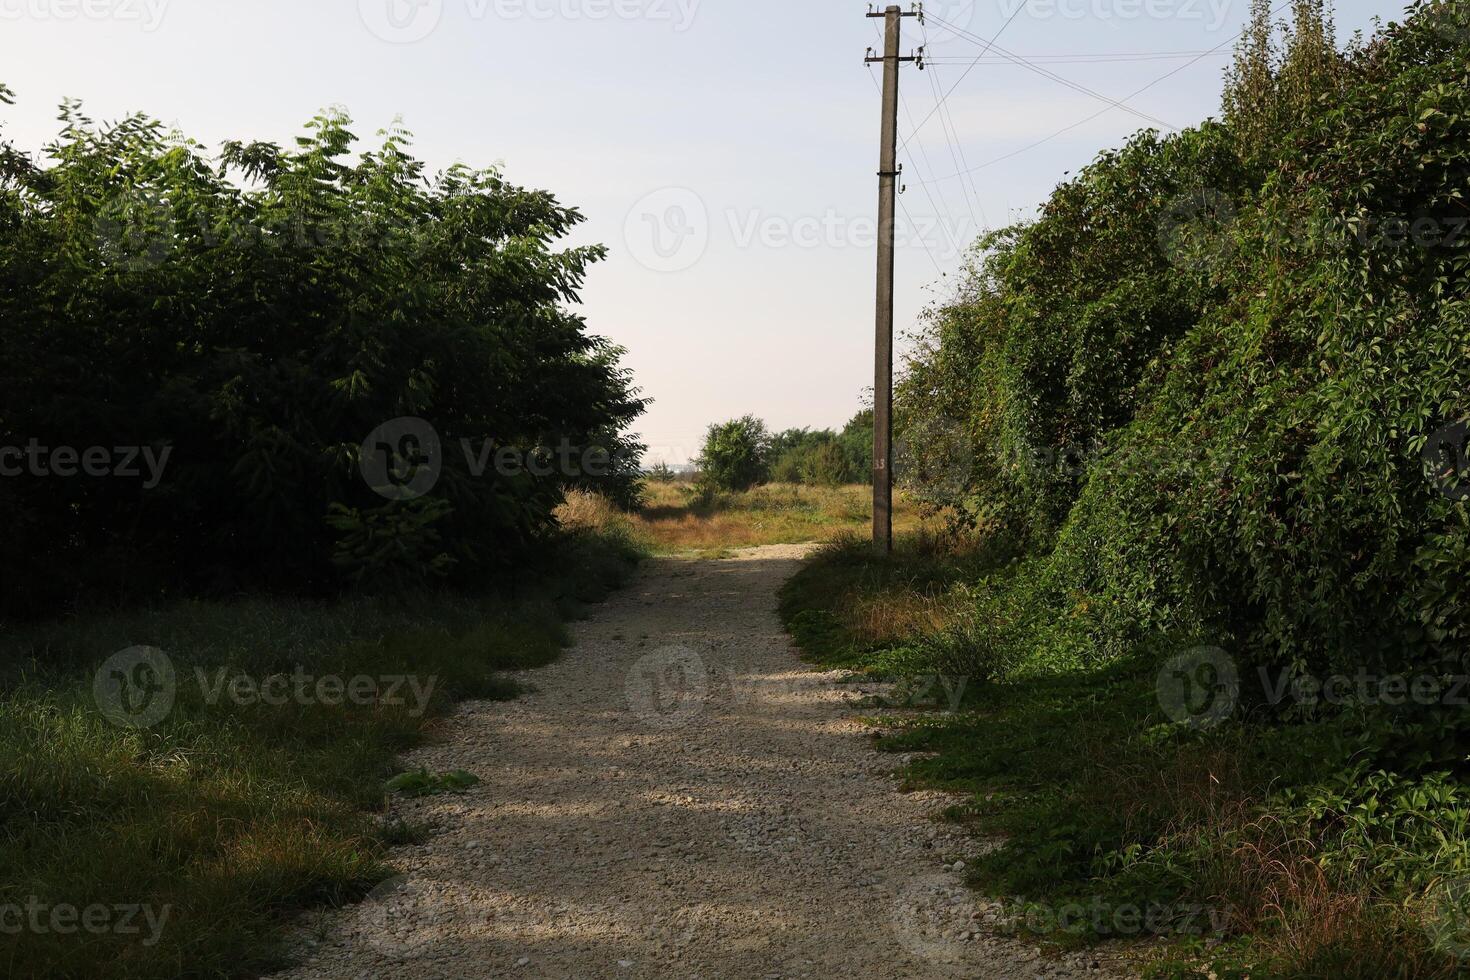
[[624, 482, 932, 555], [837, 590, 961, 648], [556, 489, 623, 532]]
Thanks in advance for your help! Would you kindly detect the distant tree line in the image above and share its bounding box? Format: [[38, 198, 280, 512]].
[[692, 412, 873, 492]]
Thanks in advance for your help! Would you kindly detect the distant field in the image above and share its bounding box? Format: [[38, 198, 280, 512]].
[[561, 482, 933, 555]]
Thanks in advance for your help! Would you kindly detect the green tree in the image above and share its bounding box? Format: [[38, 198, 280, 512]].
[[0, 95, 646, 613], [696, 416, 771, 491], [800, 441, 852, 486]]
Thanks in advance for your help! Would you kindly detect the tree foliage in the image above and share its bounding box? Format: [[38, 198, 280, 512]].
[[0, 99, 645, 614], [896, 0, 1470, 683], [696, 416, 772, 491]]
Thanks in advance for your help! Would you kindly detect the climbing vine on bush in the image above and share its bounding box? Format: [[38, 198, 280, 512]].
[[895, 0, 1470, 684]]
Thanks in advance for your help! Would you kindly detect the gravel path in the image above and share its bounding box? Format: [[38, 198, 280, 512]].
[[270, 545, 1123, 979]]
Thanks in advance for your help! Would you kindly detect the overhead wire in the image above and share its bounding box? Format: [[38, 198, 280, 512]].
[[864, 54, 950, 278], [922, 50, 1229, 64], [918, 11, 989, 235], [915, 0, 1294, 184], [873, 16, 969, 257], [897, 0, 1025, 154], [927, 13, 1179, 131]]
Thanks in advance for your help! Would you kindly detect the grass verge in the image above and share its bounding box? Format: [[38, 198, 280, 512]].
[[780, 534, 1470, 979], [0, 526, 641, 979]]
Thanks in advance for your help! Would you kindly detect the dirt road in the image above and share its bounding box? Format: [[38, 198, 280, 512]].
[[270, 545, 1113, 979]]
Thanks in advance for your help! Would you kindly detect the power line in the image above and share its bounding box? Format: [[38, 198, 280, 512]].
[[917, 13, 986, 234], [923, 51, 1230, 65], [927, 62, 988, 231], [928, 13, 1178, 131], [872, 16, 970, 254], [864, 62, 948, 277], [898, 194, 948, 279], [897, 1, 1025, 154], [915, 0, 1291, 184]]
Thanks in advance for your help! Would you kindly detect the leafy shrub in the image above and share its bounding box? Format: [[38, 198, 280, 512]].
[[895, 0, 1470, 685], [801, 441, 852, 486], [696, 416, 771, 491], [763, 413, 872, 487], [645, 461, 678, 483], [0, 97, 645, 614]]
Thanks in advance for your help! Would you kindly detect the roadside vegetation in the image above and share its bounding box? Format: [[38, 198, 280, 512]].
[[0, 528, 640, 979], [694, 412, 874, 492], [0, 90, 645, 620], [784, 2, 1470, 976]]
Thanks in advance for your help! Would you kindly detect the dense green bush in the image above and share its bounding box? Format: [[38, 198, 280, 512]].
[[769, 428, 846, 485], [765, 413, 873, 487], [897, 0, 1470, 684], [0, 94, 645, 615], [695, 416, 771, 491]]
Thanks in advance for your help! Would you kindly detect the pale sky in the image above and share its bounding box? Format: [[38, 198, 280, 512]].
[[1, 0, 1397, 464]]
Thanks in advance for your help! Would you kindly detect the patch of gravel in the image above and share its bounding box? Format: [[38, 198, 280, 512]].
[[268, 544, 1133, 979]]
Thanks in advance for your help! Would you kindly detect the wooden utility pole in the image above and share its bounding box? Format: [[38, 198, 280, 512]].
[[865, 4, 921, 555]]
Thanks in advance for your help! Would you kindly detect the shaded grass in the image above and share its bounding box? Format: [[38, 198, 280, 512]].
[[780, 534, 1470, 979], [0, 527, 641, 980]]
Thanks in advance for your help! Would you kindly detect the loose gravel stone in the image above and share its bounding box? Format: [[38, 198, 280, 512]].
[[266, 545, 1131, 979]]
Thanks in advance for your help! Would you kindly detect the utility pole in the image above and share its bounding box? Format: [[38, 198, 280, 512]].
[[865, 4, 922, 556]]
